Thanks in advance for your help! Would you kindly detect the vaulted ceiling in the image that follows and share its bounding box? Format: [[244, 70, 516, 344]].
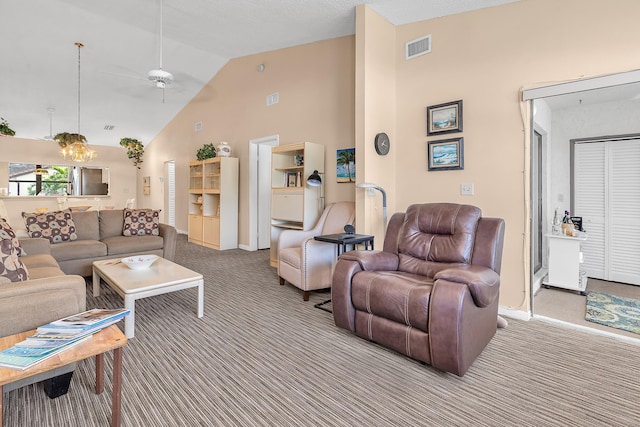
[[1, 0, 520, 147]]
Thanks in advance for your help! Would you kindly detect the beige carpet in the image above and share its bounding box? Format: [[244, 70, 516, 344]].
[[3, 236, 640, 426]]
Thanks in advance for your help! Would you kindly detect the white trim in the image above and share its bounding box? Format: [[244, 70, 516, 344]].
[[522, 69, 640, 100], [499, 306, 531, 321], [248, 135, 279, 251], [534, 315, 640, 346]]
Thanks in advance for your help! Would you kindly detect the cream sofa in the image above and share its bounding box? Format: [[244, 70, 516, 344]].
[[45, 209, 176, 276], [0, 208, 177, 397]]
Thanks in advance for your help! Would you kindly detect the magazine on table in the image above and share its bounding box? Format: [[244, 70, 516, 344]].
[[36, 309, 129, 335], [0, 308, 129, 370], [0, 336, 91, 370]]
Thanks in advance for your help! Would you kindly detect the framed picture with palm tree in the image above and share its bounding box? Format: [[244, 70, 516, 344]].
[[336, 148, 355, 183]]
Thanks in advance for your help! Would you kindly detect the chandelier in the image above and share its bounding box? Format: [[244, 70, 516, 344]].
[[58, 42, 97, 162]]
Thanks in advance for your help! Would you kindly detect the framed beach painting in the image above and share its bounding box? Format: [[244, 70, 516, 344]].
[[426, 100, 463, 136], [427, 138, 464, 171], [336, 148, 355, 183]]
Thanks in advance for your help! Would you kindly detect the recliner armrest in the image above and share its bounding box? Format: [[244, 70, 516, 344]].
[[434, 265, 500, 307], [339, 250, 399, 272]]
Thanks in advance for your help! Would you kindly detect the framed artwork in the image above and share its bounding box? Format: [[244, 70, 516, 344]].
[[426, 100, 463, 136], [286, 172, 298, 187], [336, 148, 355, 183], [143, 176, 150, 195], [427, 138, 464, 171]]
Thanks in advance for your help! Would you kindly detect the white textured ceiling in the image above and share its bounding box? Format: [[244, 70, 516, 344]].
[[0, 0, 522, 148]]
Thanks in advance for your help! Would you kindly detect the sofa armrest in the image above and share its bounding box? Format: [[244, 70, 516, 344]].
[[434, 265, 500, 308], [159, 223, 177, 261], [18, 237, 52, 256], [338, 250, 399, 272], [0, 275, 86, 337]]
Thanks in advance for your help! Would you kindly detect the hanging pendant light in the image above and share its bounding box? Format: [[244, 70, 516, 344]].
[[57, 42, 97, 162]]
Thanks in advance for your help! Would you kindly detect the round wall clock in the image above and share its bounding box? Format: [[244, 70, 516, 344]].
[[374, 132, 390, 156]]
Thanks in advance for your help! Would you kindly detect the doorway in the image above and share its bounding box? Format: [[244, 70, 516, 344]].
[[525, 72, 640, 339], [247, 135, 278, 251], [164, 160, 175, 227]]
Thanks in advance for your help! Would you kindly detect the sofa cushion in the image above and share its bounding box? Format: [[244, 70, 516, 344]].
[[102, 235, 163, 256], [0, 219, 26, 257], [21, 254, 60, 269], [25, 266, 66, 280], [50, 240, 108, 262], [22, 209, 78, 244], [122, 208, 160, 236], [70, 210, 100, 241], [99, 209, 125, 239]]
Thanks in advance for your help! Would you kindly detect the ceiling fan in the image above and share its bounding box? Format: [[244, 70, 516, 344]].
[[147, 0, 173, 102]]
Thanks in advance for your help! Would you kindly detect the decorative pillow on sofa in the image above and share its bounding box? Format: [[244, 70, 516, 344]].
[[0, 221, 29, 282], [0, 219, 26, 256], [22, 209, 78, 244], [122, 208, 161, 236]]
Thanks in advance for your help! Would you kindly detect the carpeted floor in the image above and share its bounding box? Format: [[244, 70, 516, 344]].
[[3, 235, 640, 426]]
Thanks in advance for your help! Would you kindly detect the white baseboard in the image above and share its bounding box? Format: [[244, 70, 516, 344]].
[[534, 315, 640, 346], [498, 306, 531, 321], [238, 244, 251, 251]]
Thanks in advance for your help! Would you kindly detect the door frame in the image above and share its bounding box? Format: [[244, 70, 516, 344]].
[[246, 135, 279, 251]]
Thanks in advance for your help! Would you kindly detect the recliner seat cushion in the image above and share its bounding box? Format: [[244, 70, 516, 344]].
[[351, 271, 433, 333]]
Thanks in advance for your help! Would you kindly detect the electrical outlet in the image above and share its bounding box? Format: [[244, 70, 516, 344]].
[[460, 183, 474, 196]]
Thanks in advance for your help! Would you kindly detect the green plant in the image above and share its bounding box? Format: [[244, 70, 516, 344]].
[[196, 143, 217, 160], [0, 117, 16, 136], [53, 132, 86, 148], [119, 137, 144, 169]]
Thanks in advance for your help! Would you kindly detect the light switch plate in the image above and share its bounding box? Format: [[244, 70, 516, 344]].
[[461, 183, 474, 195]]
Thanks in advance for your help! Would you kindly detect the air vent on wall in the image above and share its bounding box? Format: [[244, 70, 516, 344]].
[[406, 35, 431, 60]]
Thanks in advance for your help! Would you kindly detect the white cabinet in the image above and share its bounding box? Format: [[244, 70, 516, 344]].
[[543, 233, 588, 294], [269, 142, 324, 267], [188, 157, 239, 250]]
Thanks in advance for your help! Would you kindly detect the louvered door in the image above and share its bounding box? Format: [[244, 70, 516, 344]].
[[574, 138, 640, 285]]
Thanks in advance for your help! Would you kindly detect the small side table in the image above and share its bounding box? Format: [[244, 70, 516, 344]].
[[313, 233, 375, 312], [0, 325, 127, 427]]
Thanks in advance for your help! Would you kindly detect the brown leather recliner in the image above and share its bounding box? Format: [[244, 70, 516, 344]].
[[332, 203, 505, 376]]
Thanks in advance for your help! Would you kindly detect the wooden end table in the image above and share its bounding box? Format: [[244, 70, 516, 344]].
[[0, 325, 127, 427], [313, 233, 375, 312]]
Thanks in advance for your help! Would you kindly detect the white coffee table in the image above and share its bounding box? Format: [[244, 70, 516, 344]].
[[93, 257, 204, 338]]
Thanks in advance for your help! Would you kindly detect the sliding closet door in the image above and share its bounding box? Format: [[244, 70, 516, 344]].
[[608, 140, 640, 285], [574, 142, 605, 280], [574, 138, 640, 286]]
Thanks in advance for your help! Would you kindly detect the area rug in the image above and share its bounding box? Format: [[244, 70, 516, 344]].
[[585, 292, 640, 334]]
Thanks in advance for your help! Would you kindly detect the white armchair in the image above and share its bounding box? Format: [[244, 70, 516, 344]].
[[278, 201, 355, 301]]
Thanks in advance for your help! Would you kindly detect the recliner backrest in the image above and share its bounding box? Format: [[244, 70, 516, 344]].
[[394, 203, 481, 275]]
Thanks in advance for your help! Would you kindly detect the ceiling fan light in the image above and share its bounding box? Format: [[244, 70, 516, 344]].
[[147, 69, 173, 86]]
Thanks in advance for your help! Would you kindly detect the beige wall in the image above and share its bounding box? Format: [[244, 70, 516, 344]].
[[382, 0, 640, 311], [355, 5, 397, 241], [0, 136, 136, 228], [143, 0, 640, 315], [144, 36, 356, 240]]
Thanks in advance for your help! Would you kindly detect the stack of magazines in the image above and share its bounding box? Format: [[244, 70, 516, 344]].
[[0, 308, 129, 370]]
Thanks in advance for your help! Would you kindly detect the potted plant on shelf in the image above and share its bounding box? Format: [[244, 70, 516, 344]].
[[196, 143, 216, 160], [0, 117, 16, 136], [119, 137, 144, 169]]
